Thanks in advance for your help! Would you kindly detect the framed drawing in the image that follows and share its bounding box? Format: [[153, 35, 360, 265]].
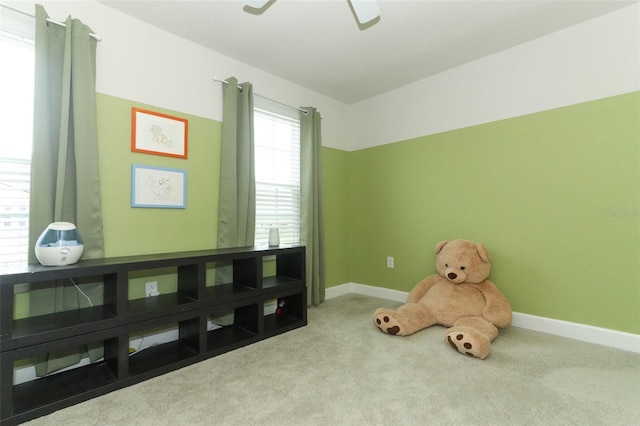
[[131, 107, 188, 159], [131, 164, 186, 208]]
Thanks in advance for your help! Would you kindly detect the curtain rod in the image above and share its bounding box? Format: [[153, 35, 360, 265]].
[[213, 77, 309, 116], [1, 4, 102, 41]]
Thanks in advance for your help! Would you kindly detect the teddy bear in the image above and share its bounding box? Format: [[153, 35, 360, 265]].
[[372, 239, 511, 359]]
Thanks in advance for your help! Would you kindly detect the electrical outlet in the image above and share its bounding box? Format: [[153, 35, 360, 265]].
[[145, 281, 159, 297], [386, 256, 394, 268]]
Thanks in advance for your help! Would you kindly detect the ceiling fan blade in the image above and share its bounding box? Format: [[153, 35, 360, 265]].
[[350, 0, 380, 25], [245, 0, 271, 9]]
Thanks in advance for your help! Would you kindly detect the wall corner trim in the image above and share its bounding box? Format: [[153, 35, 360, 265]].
[[326, 282, 640, 354]]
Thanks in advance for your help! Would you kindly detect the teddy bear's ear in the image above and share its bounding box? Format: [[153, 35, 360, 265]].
[[435, 240, 449, 254], [476, 243, 490, 263]]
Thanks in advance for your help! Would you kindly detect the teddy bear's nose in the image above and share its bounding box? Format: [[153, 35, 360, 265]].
[[448, 272, 457, 280]]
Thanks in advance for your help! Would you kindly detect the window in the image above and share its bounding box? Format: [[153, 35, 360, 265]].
[[254, 98, 301, 246], [0, 10, 35, 268]]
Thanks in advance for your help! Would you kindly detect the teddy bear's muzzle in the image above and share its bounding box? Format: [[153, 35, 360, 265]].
[[446, 269, 467, 283]]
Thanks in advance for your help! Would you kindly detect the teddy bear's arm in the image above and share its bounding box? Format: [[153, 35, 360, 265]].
[[478, 281, 512, 328], [406, 275, 439, 303]]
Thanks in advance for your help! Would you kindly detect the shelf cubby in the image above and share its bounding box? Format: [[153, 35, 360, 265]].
[[6, 306, 116, 351], [127, 292, 197, 316], [262, 275, 300, 291], [203, 282, 255, 303], [2, 334, 119, 424], [206, 302, 260, 353], [263, 289, 306, 337], [128, 340, 199, 377], [12, 361, 118, 416], [206, 324, 258, 353]]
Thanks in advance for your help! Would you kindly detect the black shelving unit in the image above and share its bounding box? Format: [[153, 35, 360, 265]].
[[0, 245, 306, 425]]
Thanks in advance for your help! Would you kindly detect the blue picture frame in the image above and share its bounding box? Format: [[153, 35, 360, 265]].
[[131, 164, 186, 208]]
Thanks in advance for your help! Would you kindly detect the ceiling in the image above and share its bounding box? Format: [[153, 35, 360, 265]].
[[99, 0, 636, 104]]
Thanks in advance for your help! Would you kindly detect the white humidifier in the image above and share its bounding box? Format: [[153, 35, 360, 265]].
[[35, 222, 84, 266]]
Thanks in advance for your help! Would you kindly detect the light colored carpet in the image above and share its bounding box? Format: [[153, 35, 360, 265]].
[[26, 294, 640, 425]]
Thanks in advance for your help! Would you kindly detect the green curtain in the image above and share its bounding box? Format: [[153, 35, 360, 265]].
[[300, 108, 325, 306], [28, 5, 105, 376], [216, 77, 256, 284]]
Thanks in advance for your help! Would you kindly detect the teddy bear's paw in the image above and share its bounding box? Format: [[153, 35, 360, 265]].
[[446, 331, 490, 359], [373, 309, 404, 335]]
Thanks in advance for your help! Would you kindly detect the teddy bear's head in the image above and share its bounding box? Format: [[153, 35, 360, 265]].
[[434, 239, 491, 284]]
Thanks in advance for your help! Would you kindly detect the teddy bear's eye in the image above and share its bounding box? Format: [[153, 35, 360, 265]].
[[445, 263, 448, 267], [460, 266, 466, 270]]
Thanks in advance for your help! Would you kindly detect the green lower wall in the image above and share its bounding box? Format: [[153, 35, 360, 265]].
[[97, 95, 221, 257], [347, 92, 640, 334], [321, 147, 352, 287]]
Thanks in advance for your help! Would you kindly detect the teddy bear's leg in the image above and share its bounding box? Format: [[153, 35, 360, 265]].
[[373, 303, 437, 336], [445, 317, 499, 359]]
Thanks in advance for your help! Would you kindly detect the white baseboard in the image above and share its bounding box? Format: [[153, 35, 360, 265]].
[[326, 282, 640, 354], [510, 312, 640, 354], [326, 282, 408, 302]]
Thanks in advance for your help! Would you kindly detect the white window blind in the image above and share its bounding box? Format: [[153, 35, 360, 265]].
[[0, 15, 35, 268], [254, 99, 301, 246]]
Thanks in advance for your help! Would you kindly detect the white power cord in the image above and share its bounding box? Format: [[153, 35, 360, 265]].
[[69, 278, 93, 307]]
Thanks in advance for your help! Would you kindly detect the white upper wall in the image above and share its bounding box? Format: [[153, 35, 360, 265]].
[[24, 0, 351, 150], [348, 3, 640, 151], [10, 1, 639, 152]]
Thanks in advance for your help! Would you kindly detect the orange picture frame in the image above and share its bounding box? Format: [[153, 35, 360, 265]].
[[131, 107, 188, 159]]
